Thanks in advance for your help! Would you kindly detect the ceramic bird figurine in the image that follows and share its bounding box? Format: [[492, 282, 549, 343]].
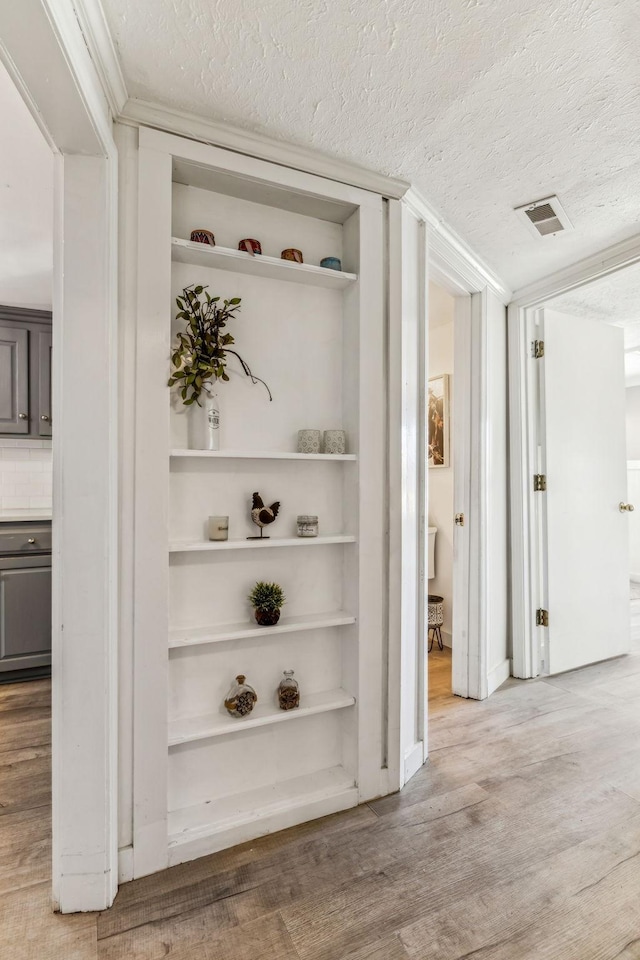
[[248, 491, 281, 539]]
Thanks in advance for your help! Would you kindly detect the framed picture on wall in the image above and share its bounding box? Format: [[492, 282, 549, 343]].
[[428, 374, 450, 468]]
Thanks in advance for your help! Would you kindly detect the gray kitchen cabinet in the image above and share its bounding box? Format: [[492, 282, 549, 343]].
[[0, 325, 29, 434], [0, 558, 52, 673], [36, 329, 52, 437], [0, 305, 52, 439]]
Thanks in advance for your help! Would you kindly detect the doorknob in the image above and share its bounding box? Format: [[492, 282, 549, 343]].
[[619, 502, 635, 513]]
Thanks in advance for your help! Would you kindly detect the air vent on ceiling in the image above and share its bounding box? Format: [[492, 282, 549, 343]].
[[514, 195, 573, 239]]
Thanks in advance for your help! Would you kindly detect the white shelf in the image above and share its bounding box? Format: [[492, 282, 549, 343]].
[[170, 449, 357, 461], [169, 611, 357, 649], [172, 237, 358, 289], [169, 535, 356, 553], [168, 688, 355, 746], [167, 765, 357, 857]]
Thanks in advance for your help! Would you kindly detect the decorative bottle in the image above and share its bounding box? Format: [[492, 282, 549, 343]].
[[188, 379, 220, 451], [277, 670, 300, 710], [224, 675, 257, 718]]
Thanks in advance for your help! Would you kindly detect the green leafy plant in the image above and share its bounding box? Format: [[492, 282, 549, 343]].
[[168, 284, 272, 406], [248, 581, 286, 612]]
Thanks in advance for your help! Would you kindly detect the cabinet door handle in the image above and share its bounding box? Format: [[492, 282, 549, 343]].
[[19, 413, 28, 420], [40, 415, 50, 422]]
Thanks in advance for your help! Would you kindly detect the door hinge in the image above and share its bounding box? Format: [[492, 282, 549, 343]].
[[533, 474, 547, 492], [536, 608, 549, 627], [532, 340, 545, 359], [454, 513, 464, 527]]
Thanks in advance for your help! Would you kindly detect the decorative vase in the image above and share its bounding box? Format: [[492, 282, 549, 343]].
[[323, 429, 346, 455], [254, 607, 281, 627], [297, 429, 322, 454], [224, 675, 257, 718], [278, 670, 300, 710], [188, 381, 220, 451]]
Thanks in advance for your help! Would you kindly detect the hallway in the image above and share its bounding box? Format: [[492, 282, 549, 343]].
[[3, 639, 640, 958]]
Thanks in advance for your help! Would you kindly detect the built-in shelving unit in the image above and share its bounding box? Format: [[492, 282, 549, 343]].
[[169, 611, 356, 648], [133, 127, 386, 877], [169, 689, 355, 746], [169, 535, 356, 553], [171, 237, 358, 289], [170, 449, 357, 461]]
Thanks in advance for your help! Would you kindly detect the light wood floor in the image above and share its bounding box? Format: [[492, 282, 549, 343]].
[[4, 632, 640, 959]]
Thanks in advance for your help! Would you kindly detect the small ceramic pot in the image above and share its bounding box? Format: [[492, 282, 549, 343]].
[[254, 607, 281, 627], [281, 248, 303, 263], [297, 429, 322, 454], [323, 430, 347, 455], [239, 238, 262, 255], [320, 256, 342, 271], [190, 229, 215, 245]]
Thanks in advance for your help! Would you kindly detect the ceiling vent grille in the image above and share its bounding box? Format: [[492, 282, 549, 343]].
[[514, 196, 573, 239]]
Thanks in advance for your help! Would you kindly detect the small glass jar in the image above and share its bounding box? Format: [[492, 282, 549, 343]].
[[297, 515, 319, 538], [224, 675, 257, 718], [278, 670, 300, 710]]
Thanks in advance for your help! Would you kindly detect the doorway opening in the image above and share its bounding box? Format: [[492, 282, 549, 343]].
[[512, 262, 640, 678]]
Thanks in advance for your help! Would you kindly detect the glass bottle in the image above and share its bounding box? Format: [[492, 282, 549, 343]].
[[278, 670, 300, 710], [224, 674, 257, 718]]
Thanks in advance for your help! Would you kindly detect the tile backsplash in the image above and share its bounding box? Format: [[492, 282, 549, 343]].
[[0, 439, 52, 510]]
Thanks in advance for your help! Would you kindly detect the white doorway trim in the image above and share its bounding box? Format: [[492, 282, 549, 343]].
[[390, 189, 511, 787], [509, 233, 640, 678], [0, 0, 119, 912]]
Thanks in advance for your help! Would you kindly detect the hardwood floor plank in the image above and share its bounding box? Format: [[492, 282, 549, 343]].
[[0, 880, 97, 960]]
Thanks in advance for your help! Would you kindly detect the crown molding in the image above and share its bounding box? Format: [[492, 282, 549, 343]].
[[72, 0, 127, 116], [118, 97, 410, 199], [511, 233, 640, 307], [403, 188, 512, 303]]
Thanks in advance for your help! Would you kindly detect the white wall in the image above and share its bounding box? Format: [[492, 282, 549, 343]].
[[626, 386, 640, 459], [428, 282, 454, 643], [0, 438, 52, 511], [0, 61, 53, 310]]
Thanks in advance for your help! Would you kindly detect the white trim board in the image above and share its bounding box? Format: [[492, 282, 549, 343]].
[[488, 659, 511, 696]]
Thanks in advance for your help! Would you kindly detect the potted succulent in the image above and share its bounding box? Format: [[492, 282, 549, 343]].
[[168, 284, 272, 450], [248, 581, 286, 626]]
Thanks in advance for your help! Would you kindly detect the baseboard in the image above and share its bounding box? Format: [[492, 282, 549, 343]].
[[404, 741, 426, 782], [118, 845, 134, 883], [487, 658, 511, 696]]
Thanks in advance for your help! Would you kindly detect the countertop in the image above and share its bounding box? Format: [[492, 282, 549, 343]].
[[0, 510, 52, 523]]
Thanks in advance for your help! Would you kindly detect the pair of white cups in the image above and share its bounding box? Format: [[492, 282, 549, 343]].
[[298, 429, 346, 455]]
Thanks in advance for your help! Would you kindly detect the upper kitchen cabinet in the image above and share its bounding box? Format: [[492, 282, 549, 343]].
[[0, 325, 29, 434], [0, 306, 52, 438]]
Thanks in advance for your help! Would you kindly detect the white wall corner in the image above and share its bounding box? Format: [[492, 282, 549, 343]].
[[72, 0, 128, 116], [403, 188, 512, 304], [118, 846, 134, 884]]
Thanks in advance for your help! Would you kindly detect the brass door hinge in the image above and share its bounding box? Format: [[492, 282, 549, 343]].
[[454, 513, 464, 527], [536, 608, 549, 628], [533, 474, 547, 492], [532, 340, 545, 359]]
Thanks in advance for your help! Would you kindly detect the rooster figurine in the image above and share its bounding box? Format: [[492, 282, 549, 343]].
[[248, 491, 281, 539]]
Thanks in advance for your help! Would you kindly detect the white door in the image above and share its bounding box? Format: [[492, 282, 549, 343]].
[[542, 308, 630, 674]]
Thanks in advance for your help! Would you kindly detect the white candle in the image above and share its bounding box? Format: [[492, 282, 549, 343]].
[[208, 516, 229, 541]]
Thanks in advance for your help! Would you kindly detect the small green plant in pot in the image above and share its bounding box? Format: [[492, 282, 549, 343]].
[[249, 581, 286, 627]]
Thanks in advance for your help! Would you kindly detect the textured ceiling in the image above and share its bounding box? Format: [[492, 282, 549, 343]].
[[0, 60, 52, 310], [103, 0, 640, 289], [551, 263, 640, 327]]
